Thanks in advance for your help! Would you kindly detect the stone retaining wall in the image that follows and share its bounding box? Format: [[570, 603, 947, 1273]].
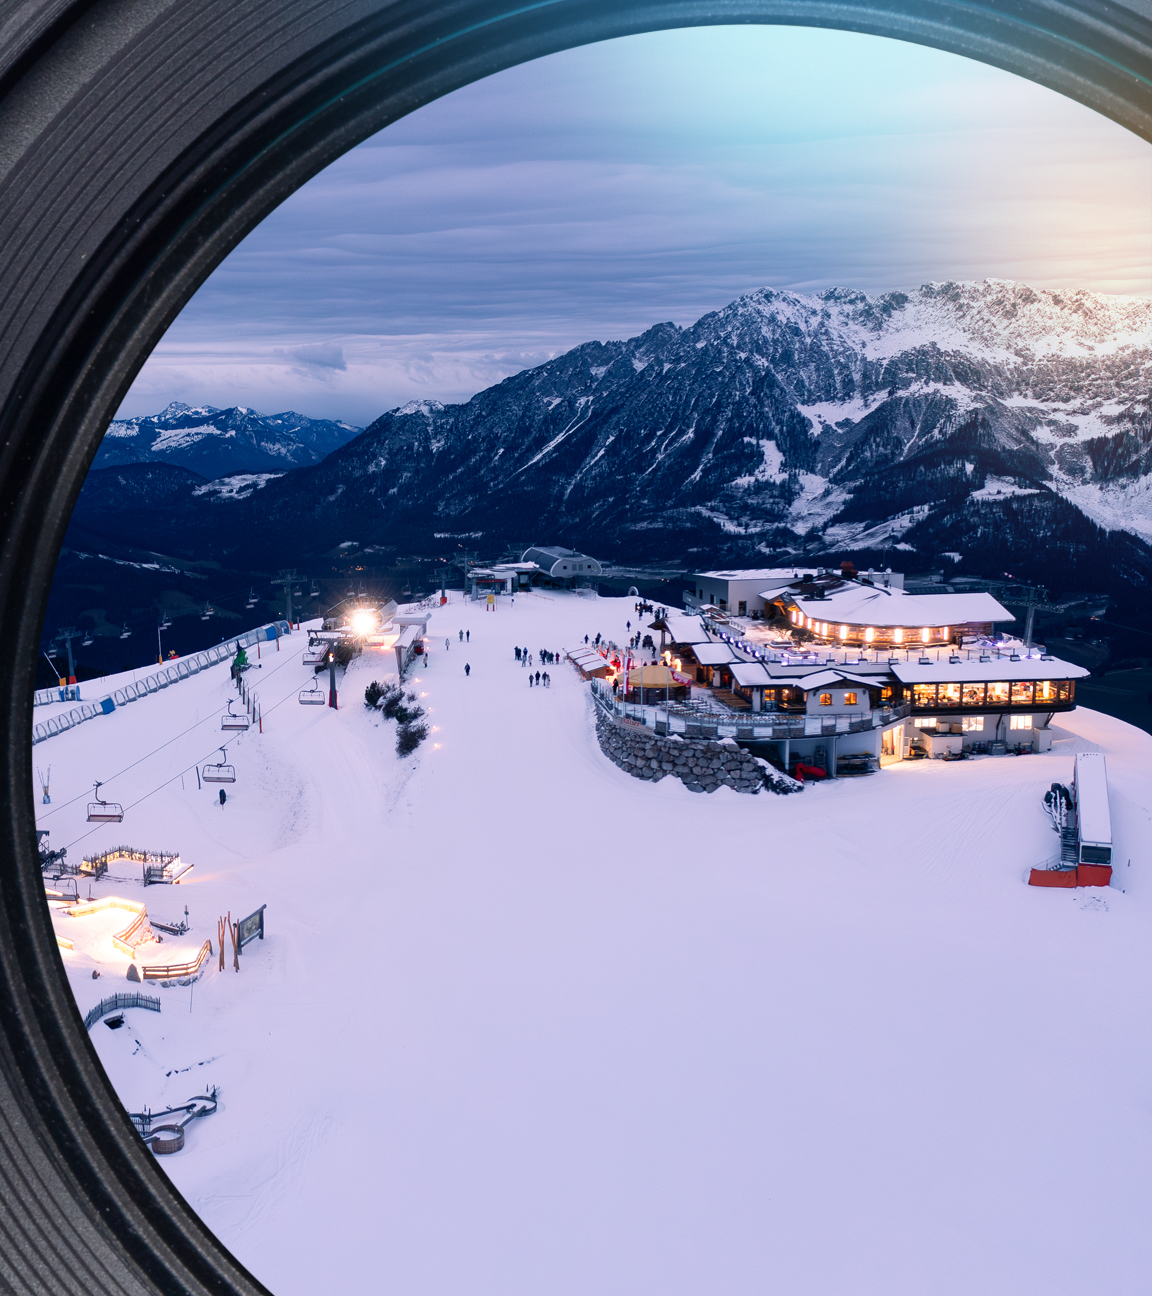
[[595, 709, 800, 795]]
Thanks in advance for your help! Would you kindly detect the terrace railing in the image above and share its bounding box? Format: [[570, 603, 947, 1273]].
[[591, 681, 910, 740]]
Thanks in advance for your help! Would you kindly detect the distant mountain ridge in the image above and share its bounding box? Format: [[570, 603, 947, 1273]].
[[95, 402, 361, 479], [78, 280, 1152, 594]]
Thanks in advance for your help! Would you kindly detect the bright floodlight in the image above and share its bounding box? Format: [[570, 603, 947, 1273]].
[[350, 608, 377, 636]]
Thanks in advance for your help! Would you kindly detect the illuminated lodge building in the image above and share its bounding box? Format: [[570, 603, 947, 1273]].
[[665, 581, 1089, 770], [770, 580, 1013, 649]]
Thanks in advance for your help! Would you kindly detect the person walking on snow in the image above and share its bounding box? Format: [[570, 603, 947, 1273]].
[[464, 662, 471, 676], [458, 629, 463, 642], [515, 646, 521, 661], [529, 674, 533, 687], [445, 637, 450, 651], [466, 630, 470, 643]]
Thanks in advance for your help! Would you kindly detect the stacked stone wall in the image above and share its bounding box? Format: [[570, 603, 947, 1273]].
[[595, 710, 783, 794]]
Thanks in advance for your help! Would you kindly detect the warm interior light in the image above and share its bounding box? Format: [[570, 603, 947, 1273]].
[[350, 608, 378, 636], [839, 625, 848, 640], [865, 627, 875, 643], [894, 627, 904, 644], [921, 627, 930, 643]]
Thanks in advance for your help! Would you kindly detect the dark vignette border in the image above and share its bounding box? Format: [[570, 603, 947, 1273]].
[[0, 2, 1149, 1291]]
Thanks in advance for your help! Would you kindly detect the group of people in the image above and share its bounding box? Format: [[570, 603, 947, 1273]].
[[528, 671, 550, 688]]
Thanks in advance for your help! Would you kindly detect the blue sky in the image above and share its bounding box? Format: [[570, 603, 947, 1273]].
[[121, 25, 1152, 426]]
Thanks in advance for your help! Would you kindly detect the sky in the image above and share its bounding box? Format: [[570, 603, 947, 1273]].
[[119, 25, 1152, 427]]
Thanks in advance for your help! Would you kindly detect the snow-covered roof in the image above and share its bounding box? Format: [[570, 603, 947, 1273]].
[[729, 663, 774, 687], [694, 568, 808, 582], [796, 670, 879, 691], [892, 656, 1088, 683], [777, 584, 1012, 627], [692, 642, 741, 666], [664, 615, 711, 644], [1075, 752, 1112, 847]]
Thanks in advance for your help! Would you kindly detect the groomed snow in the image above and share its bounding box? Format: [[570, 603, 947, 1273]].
[[36, 591, 1152, 1296]]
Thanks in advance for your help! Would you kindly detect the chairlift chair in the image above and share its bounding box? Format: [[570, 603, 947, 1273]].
[[158, 614, 172, 629], [201, 603, 215, 620], [81, 632, 93, 646], [46, 644, 57, 659], [298, 682, 326, 705], [309, 581, 320, 598], [245, 588, 257, 608], [202, 749, 236, 783], [119, 625, 131, 639], [86, 781, 124, 823], [220, 700, 250, 731]]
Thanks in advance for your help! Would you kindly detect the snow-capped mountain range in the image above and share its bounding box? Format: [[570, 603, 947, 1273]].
[[95, 402, 361, 478], [80, 280, 1152, 589]]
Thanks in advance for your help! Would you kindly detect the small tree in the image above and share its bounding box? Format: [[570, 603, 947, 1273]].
[[395, 701, 425, 725], [396, 720, 428, 756], [379, 684, 405, 719], [364, 680, 385, 709]]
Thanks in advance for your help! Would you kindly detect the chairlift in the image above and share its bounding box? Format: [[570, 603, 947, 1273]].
[[201, 603, 215, 620], [202, 749, 236, 783], [291, 586, 302, 597], [46, 644, 57, 659], [220, 700, 250, 731], [81, 632, 93, 646], [298, 681, 326, 705], [86, 781, 124, 823], [158, 613, 172, 630], [119, 624, 131, 639], [309, 581, 320, 598], [245, 588, 257, 608]]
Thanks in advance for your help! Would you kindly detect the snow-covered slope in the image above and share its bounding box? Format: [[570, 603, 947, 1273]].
[[37, 591, 1152, 1296]]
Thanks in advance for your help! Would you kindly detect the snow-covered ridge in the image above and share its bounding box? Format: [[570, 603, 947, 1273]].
[[709, 280, 1152, 362]]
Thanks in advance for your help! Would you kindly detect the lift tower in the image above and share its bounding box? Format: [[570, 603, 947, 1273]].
[[272, 571, 303, 627], [53, 627, 82, 698]]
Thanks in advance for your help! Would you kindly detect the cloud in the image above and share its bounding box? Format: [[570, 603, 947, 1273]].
[[275, 342, 347, 372], [117, 25, 1152, 427]]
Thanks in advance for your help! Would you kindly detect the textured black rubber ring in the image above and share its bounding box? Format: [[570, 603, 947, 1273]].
[[0, 2, 1150, 1293]]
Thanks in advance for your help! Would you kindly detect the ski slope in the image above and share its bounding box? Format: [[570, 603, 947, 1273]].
[[36, 591, 1152, 1296]]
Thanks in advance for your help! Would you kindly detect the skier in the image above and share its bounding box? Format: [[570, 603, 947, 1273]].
[[535, 671, 540, 686], [466, 629, 470, 642], [529, 674, 534, 688], [218, 788, 227, 807], [464, 662, 471, 676], [515, 646, 521, 661], [445, 637, 450, 650]]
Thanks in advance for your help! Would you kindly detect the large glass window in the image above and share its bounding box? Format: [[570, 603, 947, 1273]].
[[1010, 714, 1033, 729], [987, 681, 1010, 705], [1010, 681, 1033, 706], [1058, 681, 1074, 702], [1035, 680, 1057, 703], [961, 682, 985, 706], [938, 683, 961, 707], [962, 716, 984, 731], [913, 683, 937, 708]]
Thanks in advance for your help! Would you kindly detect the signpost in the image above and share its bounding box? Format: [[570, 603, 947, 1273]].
[[236, 904, 266, 954]]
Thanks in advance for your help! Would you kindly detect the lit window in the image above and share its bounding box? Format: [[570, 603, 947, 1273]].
[[894, 627, 904, 643], [962, 716, 983, 732], [1010, 715, 1033, 730], [839, 625, 848, 640], [1036, 680, 1055, 702], [843, 692, 858, 706], [821, 622, 829, 636], [988, 681, 1009, 704], [942, 626, 950, 639], [914, 718, 936, 728], [921, 627, 931, 643], [865, 627, 875, 643], [819, 692, 833, 706]]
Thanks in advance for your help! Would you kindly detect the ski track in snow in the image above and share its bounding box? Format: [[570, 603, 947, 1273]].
[[35, 591, 1152, 1296]]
